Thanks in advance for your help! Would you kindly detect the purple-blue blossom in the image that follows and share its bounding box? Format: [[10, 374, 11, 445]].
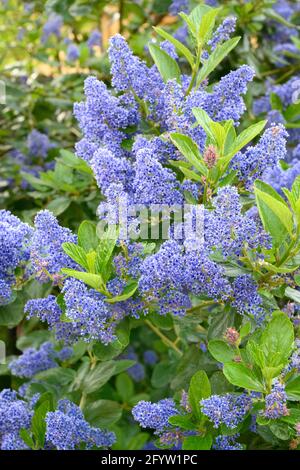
[[169, 0, 189, 15], [213, 434, 243, 450], [27, 130, 52, 158], [0, 389, 32, 450], [62, 278, 120, 344], [87, 29, 102, 50], [201, 393, 252, 429], [232, 275, 266, 323], [29, 210, 77, 283], [42, 14, 63, 43], [45, 399, 115, 450], [66, 43, 80, 62], [231, 124, 288, 188], [264, 381, 289, 419], [207, 17, 237, 51], [132, 399, 178, 433], [143, 350, 158, 366], [9, 342, 57, 378]]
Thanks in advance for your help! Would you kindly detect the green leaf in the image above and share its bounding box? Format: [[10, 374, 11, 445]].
[[170, 132, 208, 175], [35, 367, 75, 386], [188, 4, 213, 40], [106, 281, 138, 304], [61, 268, 105, 291], [246, 341, 266, 369], [116, 373, 134, 403], [240, 322, 251, 339], [260, 311, 294, 368], [198, 8, 220, 44], [285, 287, 300, 303], [153, 27, 194, 68], [83, 400, 122, 427], [254, 185, 294, 246], [270, 93, 283, 111], [151, 361, 177, 388], [182, 434, 212, 450], [0, 295, 25, 327], [168, 415, 197, 430], [269, 422, 291, 441], [31, 400, 50, 448], [223, 363, 265, 392], [148, 43, 181, 84], [114, 359, 136, 375], [78, 221, 99, 252], [82, 361, 116, 394], [62, 242, 88, 270], [284, 102, 300, 121], [265, 9, 300, 29], [227, 120, 267, 158], [255, 180, 288, 206], [46, 197, 70, 216], [188, 370, 211, 420], [19, 429, 35, 449], [192, 107, 215, 143], [207, 308, 235, 340], [196, 37, 241, 85], [285, 375, 300, 401], [95, 228, 117, 278], [208, 339, 235, 363]]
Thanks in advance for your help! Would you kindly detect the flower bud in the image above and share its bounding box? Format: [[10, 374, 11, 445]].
[[203, 145, 218, 169]]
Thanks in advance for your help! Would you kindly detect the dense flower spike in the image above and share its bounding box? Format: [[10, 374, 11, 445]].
[[207, 16, 237, 51], [232, 275, 266, 323], [0, 210, 33, 304], [8, 342, 71, 378], [62, 278, 119, 344], [132, 399, 178, 433], [74, 75, 138, 160], [133, 149, 183, 206], [45, 399, 115, 450], [201, 393, 252, 429], [264, 381, 289, 419], [232, 124, 289, 187], [204, 186, 271, 258], [0, 389, 32, 450], [203, 66, 255, 124], [29, 210, 77, 283]]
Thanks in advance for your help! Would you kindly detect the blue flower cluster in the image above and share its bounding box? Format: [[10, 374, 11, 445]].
[[0, 389, 32, 450], [232, 275, 266, 323], [204, 186, 271, 258], [66, 43, 80, 62], [42, 14, 63, 43], [62, 278, 119, 344], [132, 399, 178, 433], [8, 342, 72, 378], [87, 29, 102, 51], [207, 17, 237, 52], [29, 210, 77, 284], [201, 393, 252, 429], [264, 381, 289, 419], [213, 434, 243, 450], [27, 130, 53, 158], [232, 124, 288, 188], [45, 399, 115, 450], [0, 210, 33, 305]]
